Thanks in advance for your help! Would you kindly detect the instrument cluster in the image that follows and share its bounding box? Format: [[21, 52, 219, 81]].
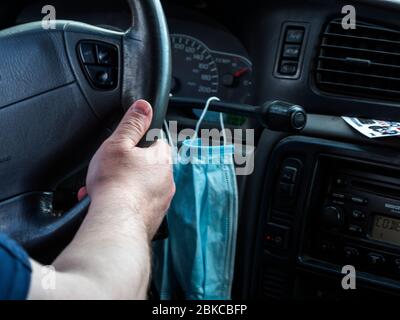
[[168, 17, 254, 124]]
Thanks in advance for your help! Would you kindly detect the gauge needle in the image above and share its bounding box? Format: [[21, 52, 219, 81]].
[[233, 67, 249, 78]]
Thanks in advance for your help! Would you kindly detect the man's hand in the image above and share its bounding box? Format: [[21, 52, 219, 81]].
[[28, 100, 175, 300], [84, 99, 175, 239]]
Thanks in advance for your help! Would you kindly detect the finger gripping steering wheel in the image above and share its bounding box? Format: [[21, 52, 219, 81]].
[[0, 0, 171, 260]]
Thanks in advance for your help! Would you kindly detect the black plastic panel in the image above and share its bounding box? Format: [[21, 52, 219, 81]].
[[242, 0, 400, 120], [251, 135, 400, 299]]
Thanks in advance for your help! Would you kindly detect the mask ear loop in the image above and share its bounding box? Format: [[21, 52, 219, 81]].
[[191, 96, 221, 143], [219, 112, 227, 145], [163, 120, 175, 148], [164, 93, 176, 150], [163, 120, 178, 162]]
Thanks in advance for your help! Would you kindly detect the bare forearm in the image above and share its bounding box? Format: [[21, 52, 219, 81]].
[[28, 100, 173, 300], [28, 196, 151, 300]]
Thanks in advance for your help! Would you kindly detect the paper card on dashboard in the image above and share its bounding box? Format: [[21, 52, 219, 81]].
[[342, 116, 400, 138]]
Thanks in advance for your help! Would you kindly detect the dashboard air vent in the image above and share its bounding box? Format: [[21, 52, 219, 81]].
[[316, 18, 400, 101]]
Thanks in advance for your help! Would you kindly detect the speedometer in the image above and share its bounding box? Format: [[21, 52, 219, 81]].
[[170, 34, 219, 98]]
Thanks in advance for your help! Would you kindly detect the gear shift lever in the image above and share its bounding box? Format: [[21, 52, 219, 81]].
[[169, 97, 307, 132]]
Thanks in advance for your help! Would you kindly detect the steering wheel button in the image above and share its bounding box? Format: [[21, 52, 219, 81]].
[[97, 71, 110, 84], [85, 66, 117, 90], [79, 43, 96, 64], [96, 45, 118, 66]]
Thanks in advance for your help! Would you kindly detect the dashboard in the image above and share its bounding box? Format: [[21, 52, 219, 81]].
[[11, 0, 400, 122]]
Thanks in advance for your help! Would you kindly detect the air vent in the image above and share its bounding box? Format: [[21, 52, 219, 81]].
[[316, 18, 400, 101]]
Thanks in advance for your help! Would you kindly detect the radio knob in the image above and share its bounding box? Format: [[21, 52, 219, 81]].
[[322, 205, 344, 227]]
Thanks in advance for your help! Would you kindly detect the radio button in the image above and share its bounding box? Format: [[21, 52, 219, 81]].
[[367, 253, 385, 266], [332, 193, 345, 200], [348, 224, 363, 234], [394, 258, 400, 270], [333, 177, 347, 187], [344, 247, 359, 259], [351, 196, 368, 205], [322, 205, 344, 227], [320, 241, 336, 254], [352, 209, 366, 219], [332, 200, 345, 206]]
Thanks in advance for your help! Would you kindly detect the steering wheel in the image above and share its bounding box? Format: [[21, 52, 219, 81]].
[[0, 0, 171, 260]]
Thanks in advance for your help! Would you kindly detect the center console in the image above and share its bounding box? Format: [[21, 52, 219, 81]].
[[306, 155, 400, 282], [252, 136, 400, 299]]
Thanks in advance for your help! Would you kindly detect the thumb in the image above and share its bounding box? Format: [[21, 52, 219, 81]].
[[112, 100, 153, 147]]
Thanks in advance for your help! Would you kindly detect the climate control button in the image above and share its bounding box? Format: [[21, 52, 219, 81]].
[[351, 196, 368, 205], [352, 209, 366, 219]]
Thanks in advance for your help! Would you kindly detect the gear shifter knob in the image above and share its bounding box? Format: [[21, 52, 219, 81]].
[[260, 100, 307, 132]]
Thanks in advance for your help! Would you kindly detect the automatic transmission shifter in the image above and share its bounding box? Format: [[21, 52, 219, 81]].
[[169, 97, 307, 132], [260, 100, 307, 132]]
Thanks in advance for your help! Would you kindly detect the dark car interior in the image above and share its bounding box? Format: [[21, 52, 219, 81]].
[[3, 0, 400, 300]]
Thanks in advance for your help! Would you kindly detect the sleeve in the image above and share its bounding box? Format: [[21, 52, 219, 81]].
[[0, 233, 32, 300]]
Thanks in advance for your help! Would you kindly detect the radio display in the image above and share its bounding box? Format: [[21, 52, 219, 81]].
[[371, 215, 400, 246]]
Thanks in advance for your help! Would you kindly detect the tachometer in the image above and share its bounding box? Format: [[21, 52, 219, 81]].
[[170, 34, 219, 98]]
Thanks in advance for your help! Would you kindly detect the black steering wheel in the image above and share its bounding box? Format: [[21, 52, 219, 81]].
[[0, 0, 171, 261]]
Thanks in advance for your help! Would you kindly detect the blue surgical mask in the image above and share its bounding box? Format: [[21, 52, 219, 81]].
[[153, 97, 239, 300]]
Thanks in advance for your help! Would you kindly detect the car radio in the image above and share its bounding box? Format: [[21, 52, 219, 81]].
[[306, 156, 400, 280]]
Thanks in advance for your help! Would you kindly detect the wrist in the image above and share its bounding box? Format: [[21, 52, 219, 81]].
[[89, 189, 136, 211], [87, 190, 151, 241]]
